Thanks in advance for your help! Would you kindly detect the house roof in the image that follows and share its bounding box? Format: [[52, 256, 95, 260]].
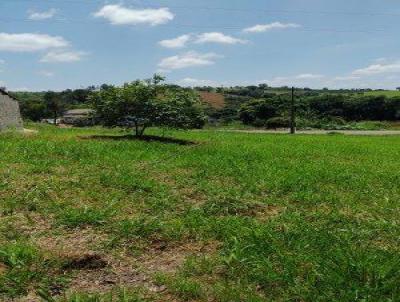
[[63, 109, 94, 116], [0, 88, 18, 101]]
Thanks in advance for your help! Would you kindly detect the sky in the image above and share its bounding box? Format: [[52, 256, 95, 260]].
[[1, 0, 400, 91]]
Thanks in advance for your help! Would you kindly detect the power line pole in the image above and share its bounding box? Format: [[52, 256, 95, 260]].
[[290, 86, 296, 134]]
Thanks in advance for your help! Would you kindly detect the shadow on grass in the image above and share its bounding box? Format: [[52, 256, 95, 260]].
[[79, 134, 197, 145]]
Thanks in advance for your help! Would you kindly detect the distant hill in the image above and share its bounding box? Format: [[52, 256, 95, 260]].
[[198, 91, 225, 109]]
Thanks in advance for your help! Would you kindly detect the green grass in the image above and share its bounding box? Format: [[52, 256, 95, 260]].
[[0, 241, 65, 297], [363, 90, 400, 97], [1, 123, 400, 301], [54, 289, 150, 302]]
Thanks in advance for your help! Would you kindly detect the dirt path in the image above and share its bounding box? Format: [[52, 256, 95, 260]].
[[218, 129, 400, 136]]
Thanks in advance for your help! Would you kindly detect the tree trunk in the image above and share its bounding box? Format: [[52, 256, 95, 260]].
[[134, 121, 139, 136], [53, 111, 57, 126], [139, 126, 147, 137], [133, 121, 147, 137]]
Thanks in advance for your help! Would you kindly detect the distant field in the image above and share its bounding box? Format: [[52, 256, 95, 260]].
[[1, 124, 400, 301], [363, 90, 400, 97], [198, 91, 225, 109]]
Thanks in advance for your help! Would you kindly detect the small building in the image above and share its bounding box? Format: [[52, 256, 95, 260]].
[[41, 118, 61, 125], [61, 109, 94, 126], [0, 88, 23, 131]]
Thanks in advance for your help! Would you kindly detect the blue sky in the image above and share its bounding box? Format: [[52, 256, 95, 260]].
[[1, 0, 400, 91]]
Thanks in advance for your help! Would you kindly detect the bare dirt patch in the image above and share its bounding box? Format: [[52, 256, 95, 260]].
[[13, 213, 53, 236], [0, 263, 7, 275], [199, 91, 225, 109], [63, 254, 108, 270], [35, 227, 144, 294], [8, 292, 42, 302], [35, 227, 107, 257], [2, 212, 220, 299], [66, 258, 142, 294]]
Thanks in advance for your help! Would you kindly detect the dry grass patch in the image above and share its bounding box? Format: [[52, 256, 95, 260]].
[[254, 204, 285, 222], [140, 240, 220, 275], [35, 227, 108, 257]]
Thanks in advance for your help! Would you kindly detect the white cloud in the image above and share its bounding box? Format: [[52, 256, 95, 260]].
[[295, 73, 324, 79], [262, 73, 325, 87], [0, 33, 68, 52], [178, 78, 220, 87], [195, 32, 247, 44], [40, 50, 87, 63], [159, 34, 191, 48], [334, 75, 360, 81], [94, 4, 174, 26], [159, 32, 247, 48], [28, 8, 57, 20], [243, 22, 301, 33], [38, 70, 55, 77], [352, 61, 400, 76], [158, 51, 221, 71]]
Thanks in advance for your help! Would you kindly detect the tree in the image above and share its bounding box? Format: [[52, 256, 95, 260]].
[[239, 99, 278, 126], [44, 91, 65, 125], [90, 75, 205, 136], [396, 87, 400, 91], [20, 99, 47, 121]]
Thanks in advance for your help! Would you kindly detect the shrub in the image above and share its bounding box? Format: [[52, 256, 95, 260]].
[[265, 117, 290, 129], [239, 99, 278, 125]]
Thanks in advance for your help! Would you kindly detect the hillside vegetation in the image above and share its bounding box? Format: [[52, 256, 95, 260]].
[[1, 125, 400, 301], [363, 90, 400, 97], [13, 84, 400, 131]]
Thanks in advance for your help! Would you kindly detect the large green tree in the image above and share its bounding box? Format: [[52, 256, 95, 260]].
[[239, 99, 279, 126], [90, 75, 205, 136]]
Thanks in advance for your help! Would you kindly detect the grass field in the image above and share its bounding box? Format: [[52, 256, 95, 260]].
[[1, 124, 400, 301], [362, 90, 400, 97]]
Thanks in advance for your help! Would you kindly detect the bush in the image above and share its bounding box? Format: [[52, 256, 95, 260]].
[[266, 117, 290, 129], [239, 99, 278, 125], [252, 118, 266, 127]]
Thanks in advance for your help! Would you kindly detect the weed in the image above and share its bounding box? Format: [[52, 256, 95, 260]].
[[56, 206, 114, 228], [154, 273, 204, 301], [0, 242, 63, 298]]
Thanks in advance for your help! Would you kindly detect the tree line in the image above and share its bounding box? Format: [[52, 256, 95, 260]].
[[235, 94, 400, 128], [201, 86, 400, 128], [13, 88, 94, 122], [11, 81, 400, 132], [12, 76, 205, 136]]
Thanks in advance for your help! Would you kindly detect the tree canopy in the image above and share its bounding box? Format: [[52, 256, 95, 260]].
[[90, 75, 206, 136]]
